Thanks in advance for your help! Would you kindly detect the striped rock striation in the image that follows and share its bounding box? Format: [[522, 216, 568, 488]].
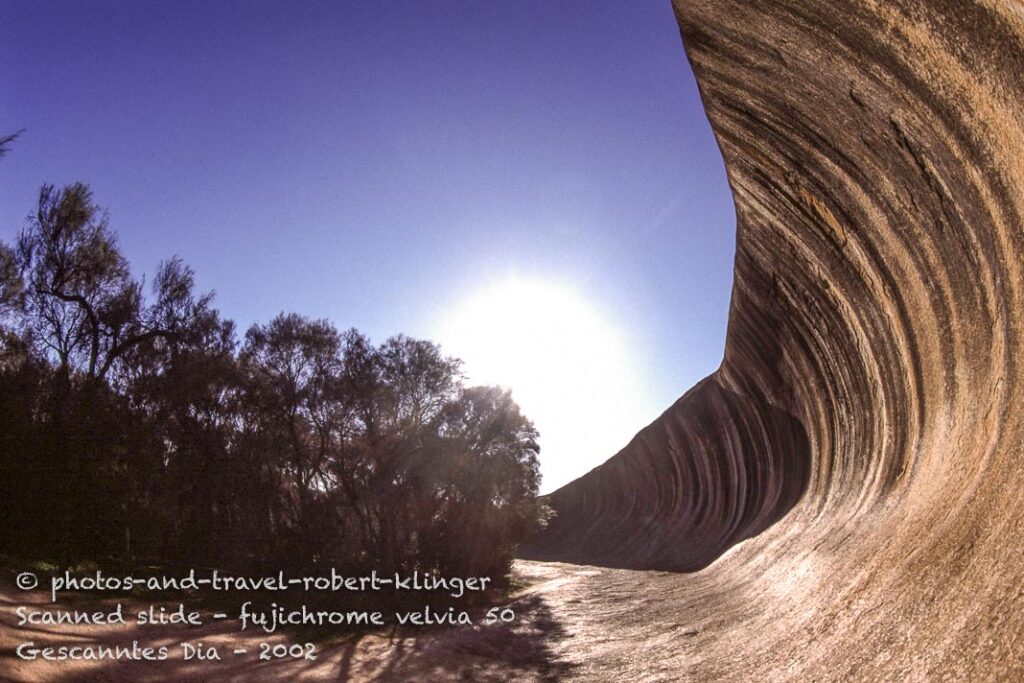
[[524, 0, 1024, 677]]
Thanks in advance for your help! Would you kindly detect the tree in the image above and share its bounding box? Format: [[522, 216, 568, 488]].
[[1, 179, 549, 583], [425, 385, 544, 576], [0, 129, 22, 160], [1, 182, 216, 562], [16, 183, 210, 382], [0, 132, 26, 363], [0, 240, 26, 364], [0, 241, 23, 316], [122, 305, 241, 564], [239, 313, 346, 565], [320, 335, 544, 579]]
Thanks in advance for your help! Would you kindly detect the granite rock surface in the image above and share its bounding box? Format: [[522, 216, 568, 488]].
[[524, 1, 1024, 678]]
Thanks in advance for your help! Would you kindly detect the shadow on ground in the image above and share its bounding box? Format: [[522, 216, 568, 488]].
[[0, 581, 575, 682]]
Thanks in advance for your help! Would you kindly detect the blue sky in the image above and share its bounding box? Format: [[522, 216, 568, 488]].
[[0, 1, 735, 491]]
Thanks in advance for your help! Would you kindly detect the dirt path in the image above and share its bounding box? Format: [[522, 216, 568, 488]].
[[0, 561, 634, 682]]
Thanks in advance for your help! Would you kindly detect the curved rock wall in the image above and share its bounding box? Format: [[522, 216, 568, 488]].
[[524, 0, 1024, 677]]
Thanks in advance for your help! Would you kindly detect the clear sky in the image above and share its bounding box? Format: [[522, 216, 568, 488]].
[[0, 1, 735, 493]]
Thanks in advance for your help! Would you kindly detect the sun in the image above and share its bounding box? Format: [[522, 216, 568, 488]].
[[437, 277, 657, 493]]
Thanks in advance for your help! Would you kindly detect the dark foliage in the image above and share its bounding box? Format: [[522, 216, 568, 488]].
[[0, 181, 548, 581]]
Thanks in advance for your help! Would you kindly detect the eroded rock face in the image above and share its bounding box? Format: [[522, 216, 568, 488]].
[[524, 0, 1024, 677]]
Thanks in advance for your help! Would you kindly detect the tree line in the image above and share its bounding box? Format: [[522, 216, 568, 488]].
[[0, 138, 548, 581]]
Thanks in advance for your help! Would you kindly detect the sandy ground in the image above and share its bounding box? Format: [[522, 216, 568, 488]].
[[0, 561, 612, 682]]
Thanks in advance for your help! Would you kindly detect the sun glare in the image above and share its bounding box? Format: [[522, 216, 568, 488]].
[[438, 277, 658, 493]]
